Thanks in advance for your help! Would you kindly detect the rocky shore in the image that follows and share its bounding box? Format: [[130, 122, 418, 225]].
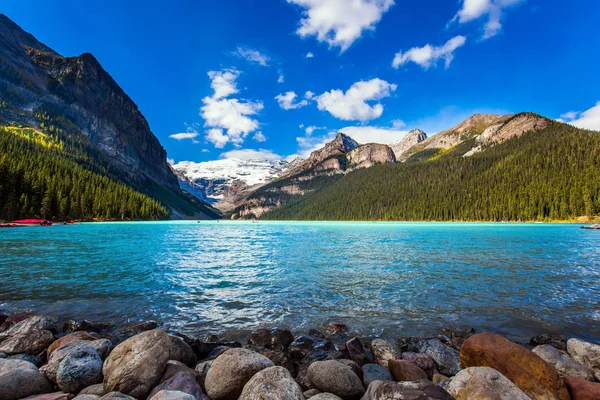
[[0, 312, 599, 400]]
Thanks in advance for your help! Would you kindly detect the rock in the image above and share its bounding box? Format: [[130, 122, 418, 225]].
[[0, 312, 35, 332], [533, 344, 594, 380], [248, 329, 272, 348], [102, 330, 177, 399], [447, 367, 531, 399], [239, 366, 304, 400], [361, 380, 453, 400], [564, 375, 600, 400], [73, 396, 101, 400], [56, 345, 103, 394], [311, 395, 342, 400], [8, 353, 42, 367], [432, 374, 448, 385], [148, 390, 195, 400], [530, 334, 568, 351], [118, 320, 158, 335], [388, 359, 428, 382], [325, 324, 348, 336], [362, 364, 393, 387], [369, 339, 398, 368], [309, 329, 326, 339], [0, 352, 5, 358], [289, 336, 336, 360], [347, 143, 396, 171], [208, 345, 230, 359], [168, 335, 197, 367], [304, 389, 321, 398], [191, 340, 241, 360], [0, 330, 55, 355], [148, 371, 206, 400], [0, 315, 56, 338], [346, 338, 370, 367], [567, 338, 600, 381], [204, 347, 274, 400], [194, 360, 212, 391], [271, 329, 294, 350], [100, 393, 136, 400], [90, 339, 113, 360], [160, 360, 199, 384], [21, 393, 73, 400], [337, 359, 363, 381], [248, 346, 297, 376], [63, 320, 112, 334], [48, 332, 98, 355], [296, 349, 345, 390], [307, 360, 364, 400], [79, 384, 105, 395], [460, 332, 570, 400], [43, 341, 102, 383], [401, 352, 439, 379], [412, 339, 460, 377], [0, 358, 53, 400]]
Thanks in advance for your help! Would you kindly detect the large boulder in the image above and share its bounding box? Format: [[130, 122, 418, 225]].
[[447, 367, 531, 399], [239, 366, 304, 400], [56, 345, 103, 394], [296, 349, 345, 390], [102, 330, 177, 399], [533, 344, 594, 380], [79, 384, 105, 395], [362, 364, 392, 388], [204, 347, 274, 400], [168, 336, 197, 367], [401, 352, 439, 379], [460, 332, 570, 400], [361, 380, 453, 400], [194, 360, 212, 391], [369, 339, 398, 368], [388, 359, 428, 382], [412, 339, 460, 377], [346, 338, 370, 367], [42, 340, 106, 383], [20, 393, 72, 400], [0, 315, 56, 338], [564, 376, 600, 400], [48, 332, 97, 355], [0, 330, 55, 355], [0, 312, 36, 332], [567, 338, 600, 381], [307, 360, 365, 400], [160, 360, 199, 384], [0, 358, 53, 400], [147, 371, 206, 399]]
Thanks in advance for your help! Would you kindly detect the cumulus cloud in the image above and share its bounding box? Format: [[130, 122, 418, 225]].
[[220, 148, 283, 161], [306, 52, 314, 58], [287, 0, 395, 52], [275, 91, 310, 110], [315, 78, 396, 121], [453, 0, 523, 39], [201, 69, 263, 148], [234, 46, 270, 66], [278, 73, 285, 83], [253, 132, 267, 142], [392, 36, 467, 69], [337, 126, 408, 144], [558, 102, 600, 131]]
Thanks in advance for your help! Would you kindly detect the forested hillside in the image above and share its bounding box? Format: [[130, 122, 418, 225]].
[[263, 121, 600, 222]]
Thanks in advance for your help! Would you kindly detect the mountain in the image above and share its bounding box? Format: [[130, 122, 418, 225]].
[[262, 113, 600, 222], [0, 14, 218, 220], [390, 129, 427, 160]]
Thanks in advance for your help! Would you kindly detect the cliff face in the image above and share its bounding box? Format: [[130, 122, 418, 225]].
[[390, 129, 427, 161], [347, 143, 396, 170]]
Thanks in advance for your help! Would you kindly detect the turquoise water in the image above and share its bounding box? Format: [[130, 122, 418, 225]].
[[1, 221, 599, 341]]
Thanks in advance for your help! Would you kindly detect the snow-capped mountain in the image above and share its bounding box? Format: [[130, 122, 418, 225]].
[[171, 158, 302, 210]]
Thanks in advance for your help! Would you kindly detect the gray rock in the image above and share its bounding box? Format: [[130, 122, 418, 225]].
[[346, 338, 370, 367], [168, 335, 197, 367], [204, 347, 274, 400], [79, 384, 105, 395], [20, 393, 72, 400], [304, 389, 321, 398], [8, 353, 42, 367], [369, 339, 398, 368], [337, 359, 363, 381], [0, 352, 6, 358], [194, 360, 212, 391], [0, 330, 55, 355], [289, 336, 336, 360], [149, 390, 195, 400], [0, 315, 56, 338], [361, 380, 453, 400], [533, 344, 594, 381], [0, 358, 53, 400], [160, 360, 199, 385], [311, 395, 342, 400], [91, 339, 113, 360], [148, 371, 206, 400], [401, 352, 439, 379], [362, 364, 393, 387], [42, 340, 96, 383], [100, 393, 136, 400], [73, 395, 101, 400], [411, 339, 460, 377], [118, 320, 158, 335], [307, 360, 365, 400], [567, 338, 600, 381], [239, 366, 304, 400], [447, 367, 531, 400], [296, 350, 345, 390], [56, 345, 103, 394]]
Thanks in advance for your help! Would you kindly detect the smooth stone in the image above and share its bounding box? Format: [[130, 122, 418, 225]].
[[148, 371, 206, 400], [191, 340, 242, 360], [118, 320, 158, 335], [271, 329, 294, 350], [8, 353, 42, 367], [296, 349, 345, 390], [149, 390, 195, 400], [0, 312, 36, 332], [90, 339, 113, 360], [21, 393, 73, 400], [337, 359, 363, 381], [204, 347, 274, 400], [248, 345, 297, 377], [289, 336, 336, 360], [564, 375, 600, 400], [194, 360, 212, 391], [160, 360, 199, 384], [401, 352, 439, 379], [79, 384, 105, 395], [63, 320, 112, 334], [362, 364, 393, 387], [48, 332, 98, 355], [207, 345, 230, 359], [304, 389, 322, 398], [361, 380, 453, 400], [42, 341, 100, 383], [530, 334, 568, 351], [567, 338, 600, 381], [311, 395, 342, 400], [388, 359, 428, 382], [412, 339, 460, 377], [0, 315, 56, 338], [460, 332, 570, 400], [100, 393, 136, 400], [239, 366, 304, 400], [0, 330, 55, 355], [533, 344, 594, 380], [447, 367, 531, 400], [102, 330, 178, 399], [0, 358, 53, 400], [73, 396, 101, 400], [56, 345, 103, 394], [168, 335, 197, 367], [248, 329, 273, 348], [369, 339, 398, 368], [307, 360, 365, 400], [346, 338, 370, 367], [432, 374, 449, 385]]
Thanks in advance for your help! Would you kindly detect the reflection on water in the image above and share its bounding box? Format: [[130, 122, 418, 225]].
[[1, 221, 599, 341]]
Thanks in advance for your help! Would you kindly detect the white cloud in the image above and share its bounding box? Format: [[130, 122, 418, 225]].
[[201, 69, 264, 148], [275, 91, 310, 110], [392, 119, 406, 129], [306, 52, 314, 58], [169, 131, 199, 141], [234, 46, 270, 66], [392, 36, 467, 69], [303, 125, 326, 135], [558, 102, 600, 131], [253, 131, 267, 142], [453, 0, 523, 39], [287, 0, 395, 52], [220, 149, 282, 161], [278, 73, 285, 83], [338, 126, 408, 144], [315, 78, 396, 121], [305, 91, 315, 100]]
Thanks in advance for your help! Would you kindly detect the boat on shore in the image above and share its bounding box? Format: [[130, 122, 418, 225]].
[[11, 219, 54, 226], [581, 224, 600, 230]]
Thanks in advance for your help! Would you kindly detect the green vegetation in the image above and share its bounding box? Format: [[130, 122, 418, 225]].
[[263, 121, 600, 222]]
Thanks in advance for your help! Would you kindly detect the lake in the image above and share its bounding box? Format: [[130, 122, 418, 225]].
[[1, 221, 599, 342]]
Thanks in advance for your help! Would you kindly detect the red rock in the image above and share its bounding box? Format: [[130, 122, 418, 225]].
[[388, 359, 428, 382], [48, 331, 97, 355], [564, 376, 600, 400], [460, 332, 570, 400]]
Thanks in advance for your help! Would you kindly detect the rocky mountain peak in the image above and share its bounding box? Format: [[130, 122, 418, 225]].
[[332, 132, 360, 153], [390, 129, 428, 160]]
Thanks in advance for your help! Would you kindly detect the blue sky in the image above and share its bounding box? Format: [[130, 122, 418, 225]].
[[2, 0, 600, 163]]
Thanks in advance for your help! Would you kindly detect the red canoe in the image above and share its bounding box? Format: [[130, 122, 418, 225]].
[[12, 219, 54, 226]]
